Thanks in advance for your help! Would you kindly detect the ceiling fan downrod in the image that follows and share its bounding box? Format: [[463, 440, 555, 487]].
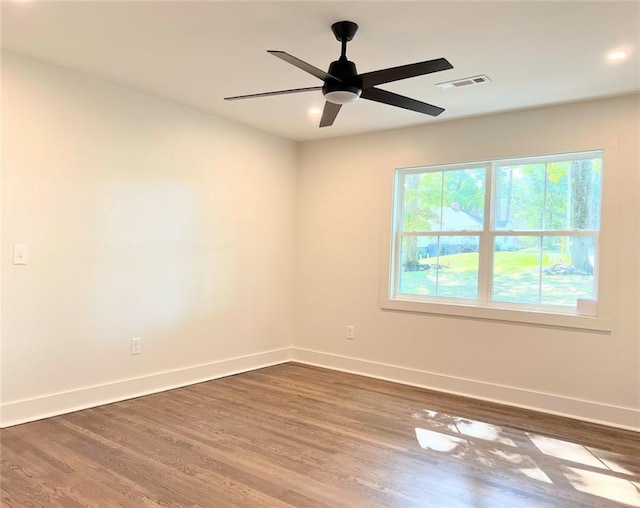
[[331, 20, 358, 59], [324, 21, 362, 105]]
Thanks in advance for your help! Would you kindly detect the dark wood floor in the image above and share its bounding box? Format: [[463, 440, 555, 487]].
[[1, 363, 639, 507]]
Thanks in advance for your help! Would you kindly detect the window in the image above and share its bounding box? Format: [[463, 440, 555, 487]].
[[389, 151, 604, 320]]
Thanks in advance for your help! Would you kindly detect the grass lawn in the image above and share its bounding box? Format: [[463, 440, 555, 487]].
[[399, 251, 593, 306]]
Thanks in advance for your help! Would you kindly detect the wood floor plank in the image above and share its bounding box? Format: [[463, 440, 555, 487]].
[[2, 362, 638, 507]]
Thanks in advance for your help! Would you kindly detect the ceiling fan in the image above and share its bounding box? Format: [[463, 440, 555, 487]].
[[224, 21, 453, 127]]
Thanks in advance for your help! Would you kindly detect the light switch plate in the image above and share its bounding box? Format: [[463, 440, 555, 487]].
[[346, 325, 355, 340], [13, 244, 28, 265], [130, 337, 142, 355]]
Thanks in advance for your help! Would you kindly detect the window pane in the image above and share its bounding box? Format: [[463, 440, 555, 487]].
[[569, 159, 601, 230], [541, 236, 596, 305], [493, 235, 596, 307], [402, 171, 443, 232], [545, 158, 601, 230], [495, 157, 602, 232], [401, 168, 485, 232], [441, 168, 485, 231], [437, 236, 480, 298], [494, 164, 545, 230], [398, 235, 479, 299], [492, 236, 542, 304], [544, 161, 571, 230]]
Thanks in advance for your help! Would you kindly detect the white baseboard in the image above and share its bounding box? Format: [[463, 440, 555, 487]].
[[291, 347, 640, 432], [3, 346, 637, 432], [1, 348, 291, 428]]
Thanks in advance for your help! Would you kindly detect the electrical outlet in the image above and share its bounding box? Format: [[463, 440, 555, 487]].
[[130, 337, 142, 355], [346, 325, 355, 340], [13, 244, 28, 265]]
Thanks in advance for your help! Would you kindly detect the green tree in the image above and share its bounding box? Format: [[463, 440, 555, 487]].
[[570, 160, 594, 274], [402, 172, 441, 270]]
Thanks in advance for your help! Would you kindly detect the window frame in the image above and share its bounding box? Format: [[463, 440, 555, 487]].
[[381, 148, 615, 332]]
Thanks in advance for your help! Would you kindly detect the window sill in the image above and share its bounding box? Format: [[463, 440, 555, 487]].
[[381, 297, 612, 332]]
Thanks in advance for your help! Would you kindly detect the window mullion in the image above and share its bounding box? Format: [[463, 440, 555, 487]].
[[478, 163, 494, 305]]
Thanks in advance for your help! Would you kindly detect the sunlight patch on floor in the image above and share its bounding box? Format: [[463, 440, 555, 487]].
[[457, 420, 516, 446], [415, 428, 467, 453], [529, 434, 603, 469], [518, 467, 553, 484], [414, 409, 639, 507], [590, 449, 636, 476], [563, 466, 640, 507]]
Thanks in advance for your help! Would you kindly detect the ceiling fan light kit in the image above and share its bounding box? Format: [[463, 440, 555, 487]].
[[324, 90, 361, 105], [225, 20, 453, 127]]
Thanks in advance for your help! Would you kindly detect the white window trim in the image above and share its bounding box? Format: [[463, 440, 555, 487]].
[[379, 147, 618, 332]]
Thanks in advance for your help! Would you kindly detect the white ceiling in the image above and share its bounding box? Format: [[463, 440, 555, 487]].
[[2, 1, 639, 141]]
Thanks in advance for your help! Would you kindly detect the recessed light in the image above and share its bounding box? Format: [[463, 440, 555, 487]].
[[607, 50, 629, 62], [308, 107, 322, 116]]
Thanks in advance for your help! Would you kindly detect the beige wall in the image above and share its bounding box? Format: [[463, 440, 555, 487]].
[[294, 95, 640, 429], [1, 52, 296, 424]]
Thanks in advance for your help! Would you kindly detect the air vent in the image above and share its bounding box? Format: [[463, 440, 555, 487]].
[[436, 75, 491, 90]]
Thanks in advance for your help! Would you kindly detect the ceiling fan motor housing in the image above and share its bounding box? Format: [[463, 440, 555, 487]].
[[323, 58, 362, 104]]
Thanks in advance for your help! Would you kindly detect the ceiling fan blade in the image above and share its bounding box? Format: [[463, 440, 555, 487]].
[[268, 50, 342, 82], [359, 58, 453, 88], [224, 86, 323, 101], [319, 101, 342, 127], [361, 87, 445, 116]]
